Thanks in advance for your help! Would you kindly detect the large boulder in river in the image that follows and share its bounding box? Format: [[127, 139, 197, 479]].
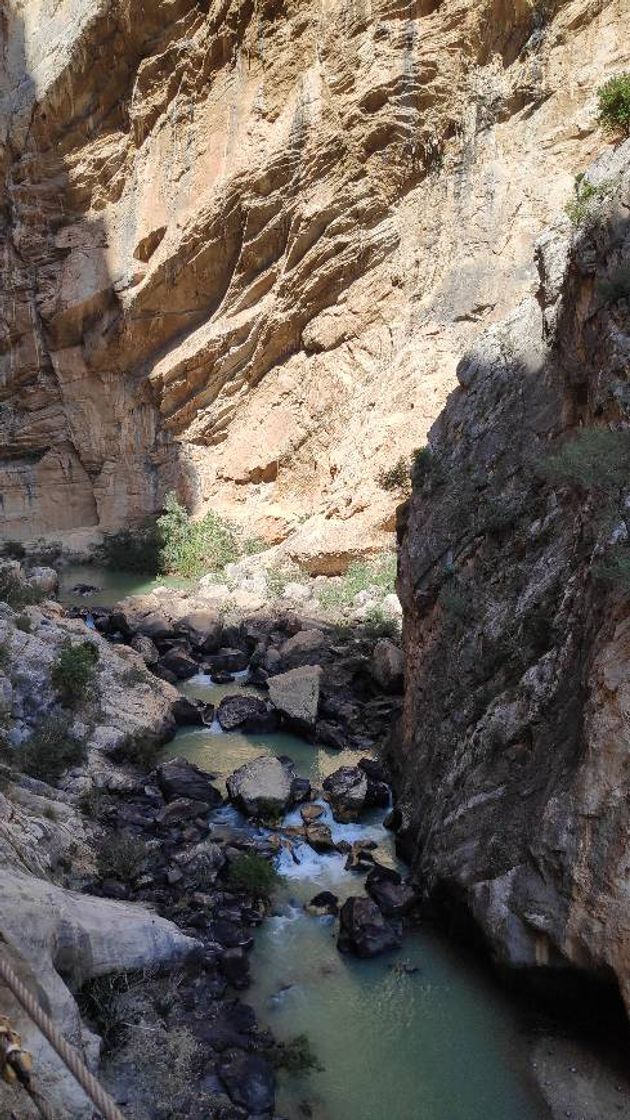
[[205, 647, 249, 673], [226, 755, 310, 817], [365, 865, 417, 918], [217, 694, 279, 733], [176, 609, 223, 653], [279, 628, 326, 670], [323, 765, 368, 822], [337, 896, 402, 957], [268, 665, 322, 730], [156, 757, 222, 807], [218, 1051, 276, 1114], [370, 639, 404, 693], [157, 646, 199, 680]]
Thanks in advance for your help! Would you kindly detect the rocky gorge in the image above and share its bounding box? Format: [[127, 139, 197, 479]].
[[1, 0, 630, 1119]]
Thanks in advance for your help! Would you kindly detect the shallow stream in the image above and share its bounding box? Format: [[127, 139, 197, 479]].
[[162, 673, 548, 1120], [59, 570, 548, 1118]]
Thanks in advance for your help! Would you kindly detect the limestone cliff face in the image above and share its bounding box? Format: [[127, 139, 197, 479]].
[[393, 138, 630, 1013], [1, 0, 628, 562]]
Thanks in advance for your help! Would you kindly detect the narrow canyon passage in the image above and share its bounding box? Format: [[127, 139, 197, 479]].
[[1, 2, 630, 1119]]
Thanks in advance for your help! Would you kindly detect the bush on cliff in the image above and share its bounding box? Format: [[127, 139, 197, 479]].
[[157, 491, 240, 578], [51, 640, 99, 707], [544, 428, 630, 497], [378, 457, 411, 493], [0, 569, 45, 610], [597, 73, 630, 137], [20, 714, 86, 784]]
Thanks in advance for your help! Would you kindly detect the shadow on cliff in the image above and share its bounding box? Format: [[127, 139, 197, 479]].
[[0, 4, 189, 542], [391, 198, 630, 1085]]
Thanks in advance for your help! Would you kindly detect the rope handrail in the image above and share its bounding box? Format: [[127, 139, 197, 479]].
[[0, 943, 126, 1120]]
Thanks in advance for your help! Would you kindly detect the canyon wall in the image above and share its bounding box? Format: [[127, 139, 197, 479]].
[[1, 0, 628, 566], [393, 137, 630, 1012]]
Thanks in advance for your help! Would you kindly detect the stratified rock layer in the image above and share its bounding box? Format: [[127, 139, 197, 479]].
[[2, 0, 629, 558], [393, 140, 630, 1014]]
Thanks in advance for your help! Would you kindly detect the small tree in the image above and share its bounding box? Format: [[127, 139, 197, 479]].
[[51, 640, 99, 707], [597, 74, 630, 137]]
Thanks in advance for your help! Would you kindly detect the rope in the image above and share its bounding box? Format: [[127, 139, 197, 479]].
[[0, 949, 126, 1120]]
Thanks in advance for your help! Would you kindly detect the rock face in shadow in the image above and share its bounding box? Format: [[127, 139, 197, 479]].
[[392, 141, 630, 1016], [2, 1, 628, 558]]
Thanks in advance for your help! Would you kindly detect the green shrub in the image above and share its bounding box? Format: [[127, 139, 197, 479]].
[[378, 457, 411, 493], [97, 832, 148, 882], [157, 492, 239, 578], [1, 542, 26, 561], [20, 714, 86, 784], [597, 73, 630, 137], [77, 786, 115, 821], [361, 606, 400, 640], [544, 429, 630, 496], [227, 853, 280, 899], [51, 640, 99, 707], [14, 613, 32, 633], [115, 730, 162, 770], [265, 563, 302, 600], [272, 1033, 323, 1073], [411, 445, 443, 489], [316, 553, 397, 613], [564, 173, 611, 227], [0, 570, 45, 609]]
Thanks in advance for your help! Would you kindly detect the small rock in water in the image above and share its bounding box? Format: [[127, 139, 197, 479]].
[[300, 803, 325, 824], [306, 891, 339, 917], [304, 823, 337, 853], [71, 582, 101, 596]]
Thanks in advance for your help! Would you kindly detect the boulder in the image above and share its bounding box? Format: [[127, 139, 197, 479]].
[[176, 609, 223, 653], [226, 755, 309, 817], [304, 822, 337, 853], [322, 765, 368, 822], [316, 720, 347, 750], [136, 611, 174, 640], [306, 890, 339, 916], [205, 648, 249, 673], [219, 947, 251, 989], [130, 634, 160, 665], [337, 896, 402, 957], [279, 628, 326, 670], [366, 865, 417, 918], [216, 694, 279, 733], [27, 566, 58, 596], [268, 665, 322, 730], [345, 842, 377, 871], [300, 803, 325, 824], [174, 840, 225, 889], [157, 646, 198, 680], [156, 757, 222, 806], [370, 639, 404, 693], [156, 797, 218, 827], [218, 1051, 275, 1114], [172, 696, 215, 727]]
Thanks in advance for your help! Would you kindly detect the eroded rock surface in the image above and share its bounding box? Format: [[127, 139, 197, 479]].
[[2, 0, 628, 562], [393, 140, 630, 1014]]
